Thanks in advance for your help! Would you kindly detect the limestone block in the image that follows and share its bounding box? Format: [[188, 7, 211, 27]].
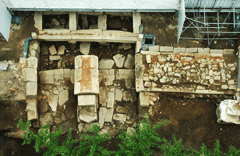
[[133, 12, 141, 33], [19, 57, 27, 65], [80, 42, 91, 55], [58, 46, 65, 55], [78, 106, 97, 123], [115, 88, 123, 101], [224, 49, 234, 54], [135, 41, 142, 53], [113, 114, 127, 121], [116, 69, 135, 79], [32, 42, 40, 53], [135, 53, 143, 66], [99, 107, 107, 128], [27, 57, 38, 69], [49, 55, 61, 61], [48, 94, 58, 111], [78, 95, 97, 106], [160, 46, 173, 52], [116, 106, 127, 114], [54, 69, 64, 81], [127, 127, 136, 136], [99, 59, 114, 69], [210, 49, 224, 54], [113, 54, 125, 68], [30, 49, 39, 58], [26, 98, 37, 111], [26, 82, 37, 97], [99, 69, 115, 86], [186, 48, 197, 53], [136, 79, 144, 92], [98, 14, 107, 30], [22, 68, 37, 82], [173, 48, 185, 53], [71, 69, 75, 83], [198, 48, 210, 53], [149, 45, 159, 52], [105, 108, 114, 122], [75, 55, 98, 69], [27, 110, 38, 120], [217, 100, 240, 124], [146, 55, 151, 63], [139, 92, 149, 107], [32, 32, 37, 39], [39, 70, 54, 84], [59, 90, 68, 106], [123, 43, 132, 50], [63, 69, 71, 78], [107, 92, 115, 108], [74, 69, 99, 94], [49, 45, 57, 55], [124, 54, 134, 69], [69, 12, 77, 31], [34, 11, 42, 30]]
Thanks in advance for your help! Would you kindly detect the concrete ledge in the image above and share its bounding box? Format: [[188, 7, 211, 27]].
[[141, 51, 160, 55], [186, 48, 197, 53], [224, 49, 235, 54], [160, 46, 173, 52], [198, 48, 210, 53], [173, 48, 186, 53], [210, 49, 224, 54]]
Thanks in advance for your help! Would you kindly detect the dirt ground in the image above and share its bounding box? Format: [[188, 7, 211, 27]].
[[0, 13, 240, 156]]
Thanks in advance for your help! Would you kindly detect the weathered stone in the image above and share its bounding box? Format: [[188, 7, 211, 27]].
[[39, 100, 48, 113], [49, 55, 61, 61], [198, 48, 209, 53], [173, 48, 185, 53], [98, 14, 107, 30], [201, 72, 206, 80], [58, 45, 65, 55], [79, 106, 97, 123], [123, 43, 131, 50], [139, 92, 149, 107], [183, 57, 193, 62], [221, 85, 228, 89], [116, 106, 127, 114], [105, 108, 114, 122], [160, 46, 173, 52], [146, 55, 151, 63], [127, 127, 135, 136], [183, 66, 190, 70], [228, 80, 235, 85], [125, 78, 133, 89], [27, 57, 38, 69], [99, 59, 114, 69], [54, 69, 64, 81], [115, 88, 123, 101], [22, 68, 37, 82], [40, 112, 53, 126], [80, 42, 91, 55], [19, 57, 27, 65], [78, 95, 97, 106], [49, 45, 57, 55], [59, 90, 68, 106], [113, 54, 125, 68], [216, 100, 240, 124], [65, 109, 75, 119], [210, 49, 224, 54], [99, 107, 107, 128], [224, 49, 234, 54], [113, 114, 127, 121], [39, 70, 54, 84], [107, 92, 115, 108], [186, 48, 197, 53], [48, 94, 58, 111], [123, 90, 131, 101], [51, 18, 60, 27], [53, 112, 65, 124], [26, 98, 37, 111], [41, 44, 49, 55], [209, 79, 214, 84], [78, 123, 84, 132], [214, 76, 221, 81], [59, 119, 76, 134], [209, 70, 213, 76], [63, 69, 71, 79], [99, 69, 115, 86], [149, 45, 159, 52], [116, 69, 135, 79], [26, 82, 37, 97], [229, 85, 236, 90], [89, 23, 98, 29], [27, 110, 38, 120]]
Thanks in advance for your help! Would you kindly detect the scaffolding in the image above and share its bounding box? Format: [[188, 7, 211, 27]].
[[179, 0, 240, 47]]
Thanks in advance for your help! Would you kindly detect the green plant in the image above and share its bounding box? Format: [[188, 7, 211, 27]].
[[116, 113, 167, 156]]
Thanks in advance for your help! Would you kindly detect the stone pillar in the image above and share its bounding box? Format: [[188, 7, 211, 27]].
[[34, 12, 42, 31], [69, 12, 78, 31]]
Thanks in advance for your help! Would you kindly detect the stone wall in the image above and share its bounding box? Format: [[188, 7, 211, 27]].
[[136, 52, 237, 95], [142, 45, 235, 54]]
